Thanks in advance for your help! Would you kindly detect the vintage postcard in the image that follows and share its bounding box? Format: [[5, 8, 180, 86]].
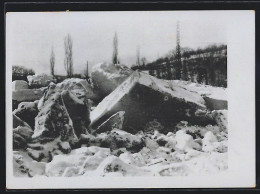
[[6, 10, 255, 189]]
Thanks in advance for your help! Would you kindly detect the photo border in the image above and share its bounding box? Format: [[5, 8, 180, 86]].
[[2, 1, 259, 191]]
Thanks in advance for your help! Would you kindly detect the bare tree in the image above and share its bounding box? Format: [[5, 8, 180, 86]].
[[84, 61, 91, 83], [141, 56, 147, 66], [50, 46, 55, 76], [175, 21, 182, 80], [136, 45, 141, 66], [64, 34, 73, 78], [112, 32, 118, 65]]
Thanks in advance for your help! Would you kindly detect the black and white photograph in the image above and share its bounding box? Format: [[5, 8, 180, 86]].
[[5, 10, 255, 188]]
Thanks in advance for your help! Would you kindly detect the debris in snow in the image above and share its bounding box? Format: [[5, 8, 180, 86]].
[[79, 129, 145, 153], [79, 148, 111, 174], [45, 146, 110, 176], [14, 120, 228, 177], [119, 152, 144, 167], [25, 137, 59, 162], [88, 155, 151, 177]]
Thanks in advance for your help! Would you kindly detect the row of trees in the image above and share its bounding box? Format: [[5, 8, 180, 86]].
[[13, 32, 120, 82], [112, 33, 147, 67], [50, 32, 120, 79], [135, 45, 148, 67], [50, 34, 74, 78], [144, 44, 227, 87]]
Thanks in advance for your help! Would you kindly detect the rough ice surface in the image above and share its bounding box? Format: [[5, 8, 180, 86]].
[[171, 80, 227, 101], [13, 151, 46, 177], [56, 78, 98, 101], [12, 71, 228, 177], [14, 123, 227, 177], [171, 80, 227, 110]]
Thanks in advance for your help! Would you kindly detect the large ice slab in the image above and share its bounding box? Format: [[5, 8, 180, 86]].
[[91, 71, 206, 133]]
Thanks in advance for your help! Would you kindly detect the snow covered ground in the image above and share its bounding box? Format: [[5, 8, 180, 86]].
[[14, 124, 228, 177], [12, 68, 228, 178]]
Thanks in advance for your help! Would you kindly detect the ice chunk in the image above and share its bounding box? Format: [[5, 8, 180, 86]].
[[91, 71, 206, 134]]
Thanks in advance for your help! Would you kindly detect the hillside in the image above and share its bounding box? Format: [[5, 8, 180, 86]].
[[132, 44, 227, 87]]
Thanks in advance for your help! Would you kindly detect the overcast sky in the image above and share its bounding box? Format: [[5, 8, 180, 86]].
[[6, 11, 227, 75]]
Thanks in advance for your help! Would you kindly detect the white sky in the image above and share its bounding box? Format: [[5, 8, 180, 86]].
[[6, 11, 227, 75]]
